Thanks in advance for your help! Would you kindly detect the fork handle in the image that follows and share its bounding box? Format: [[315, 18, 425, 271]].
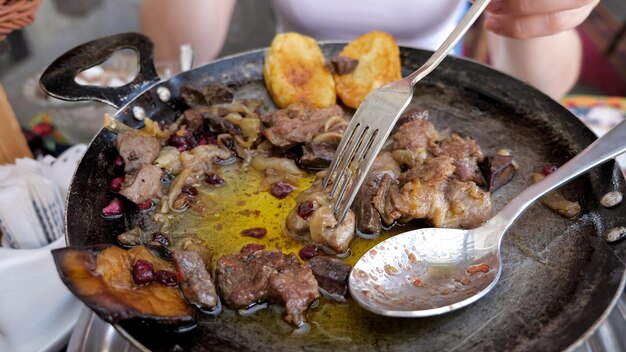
[[404, 0, 491, 87]]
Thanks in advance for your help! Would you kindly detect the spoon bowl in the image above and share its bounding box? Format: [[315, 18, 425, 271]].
[[349, 119, 626, 317], [350, 226, 501, 317]]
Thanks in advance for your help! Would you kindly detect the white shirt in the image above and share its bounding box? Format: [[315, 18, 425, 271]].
[[271, 0, 466, 51]]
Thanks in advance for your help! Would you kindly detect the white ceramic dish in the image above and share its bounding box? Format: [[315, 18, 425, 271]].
[[0, 236, 83, 352]]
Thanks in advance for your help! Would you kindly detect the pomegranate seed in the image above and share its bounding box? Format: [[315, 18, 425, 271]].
[[137, 199, 153, 210], [241, 227, 267, 238], [114, 155, 124, 167], [543, 164, 558, 176], [155, 270, 178, 287], [206, 136, 218, 145], [102, 198, 124, 217], [110, 176, 125, 192], [152, 233, 170, 247], [241, 243, 265, 256], [132, 259, 155, 285], [170, 135, 187, 147], [297, 201, 316, 220], [270, 182, 295, 199], [205, 173, 225, 186], [299, 246, 318, 260], [181, 186, 198, 196]]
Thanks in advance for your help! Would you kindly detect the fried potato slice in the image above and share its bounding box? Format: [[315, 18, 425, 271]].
[[334, 31, 401, 109], [264, 32, 336, 108]]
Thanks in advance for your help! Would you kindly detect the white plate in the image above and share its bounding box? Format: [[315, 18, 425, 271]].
[[0, 237, 83, 352]]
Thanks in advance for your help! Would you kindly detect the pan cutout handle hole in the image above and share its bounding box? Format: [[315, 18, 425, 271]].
[[73, 48, 139, 88]]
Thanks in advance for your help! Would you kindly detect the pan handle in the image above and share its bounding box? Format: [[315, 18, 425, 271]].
[[39, 32, 160, 110]]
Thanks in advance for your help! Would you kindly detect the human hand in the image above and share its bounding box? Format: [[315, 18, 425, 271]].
[[484, 0, 599, 39]]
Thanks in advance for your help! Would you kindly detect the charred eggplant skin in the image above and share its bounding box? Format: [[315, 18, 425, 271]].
[[52, 245, 196, 326]]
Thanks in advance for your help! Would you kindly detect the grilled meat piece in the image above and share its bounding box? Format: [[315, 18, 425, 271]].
[[182, 107, 207, 132], [395, 108, 429, 129], [388, 156, 491, 228], [301, 142, 336, 169], [326, 56, 358, 75], [442, 179, 492, 228], [115, 130, 161, 173], [307, 256, 351, 299], [183, 106, 240, 134], [202, 82, 234, 105], [481, 155, 516, 192], [119, 163, 163, 204], [262, 104, 345, 148], [216, 250, 319, 326], [171, 249, 219, 310], [352, 152, 401, 234], [372, 173, 402, 226], [392, 119, 439, 152], [309, 204, 355, 254], [432, 133, 484, 184]]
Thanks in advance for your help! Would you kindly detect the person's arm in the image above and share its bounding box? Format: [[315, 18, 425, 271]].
[[140, 0, 236, 67], [483, 0, 598, 100]]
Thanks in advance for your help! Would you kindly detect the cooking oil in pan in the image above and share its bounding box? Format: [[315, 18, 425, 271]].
[[166, 161, 412, 343]]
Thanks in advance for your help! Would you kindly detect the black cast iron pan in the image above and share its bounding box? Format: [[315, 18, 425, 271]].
[[40, 33, 626, 352]]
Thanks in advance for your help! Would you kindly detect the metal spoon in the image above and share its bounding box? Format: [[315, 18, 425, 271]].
[[349, 119, 626, 317]]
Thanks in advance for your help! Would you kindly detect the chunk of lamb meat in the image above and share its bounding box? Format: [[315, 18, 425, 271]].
[[432, 133, 485, 184], [309, 205, 355, 254], [300, 142, 336, 169], [392, 119, 439, 152], [443, 179, 492, 228], [394, 108, 429, 129], [352, 152, 401, 235], [183, 106, 240, 134], [307, 256, 351, 300], [285, 179, 356, 254], [372, 173, 402, 226], [115, 130, 161, 173], [216, 250, 319, 326], [262, 104, 345, 148], [171, 249, 219, 311], [119, 163, 163, 204], [382, 156, 491, 228]]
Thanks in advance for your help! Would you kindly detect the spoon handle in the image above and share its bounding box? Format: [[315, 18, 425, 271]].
[[489, 119, 626, 234]]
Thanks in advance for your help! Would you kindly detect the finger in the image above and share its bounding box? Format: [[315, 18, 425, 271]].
[[485, 6, 594, 39], [487, 0, 598, 17]]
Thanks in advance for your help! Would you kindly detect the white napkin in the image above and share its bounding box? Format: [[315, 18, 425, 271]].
[[0, 144, 86, 249]]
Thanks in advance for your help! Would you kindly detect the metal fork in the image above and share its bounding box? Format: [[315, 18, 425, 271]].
[[323, 0, 491, 223]]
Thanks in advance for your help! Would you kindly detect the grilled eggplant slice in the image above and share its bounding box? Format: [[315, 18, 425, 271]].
[[52, 244, 195, 326]]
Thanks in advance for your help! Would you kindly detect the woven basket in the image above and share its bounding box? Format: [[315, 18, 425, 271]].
[[0, 0, 42, 41]]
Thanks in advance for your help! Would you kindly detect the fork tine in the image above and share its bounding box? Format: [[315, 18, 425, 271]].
[[330, 126, 373, 208], [323, 120, 361, 188], [334, 130, 379, 223], [327, 125, 368, 197], [332, 171, 352, 212]]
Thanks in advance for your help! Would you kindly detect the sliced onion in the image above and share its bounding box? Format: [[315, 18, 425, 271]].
[[198, 299, 223, 316], [318, 287, 347, 303], [238, 302, 269, 316], [292, 322, 311, 336], [356, 228, 380, 240], [335, 248, 351, 258], [250, 154, 302, 176], [309, 298, 320, 309]]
